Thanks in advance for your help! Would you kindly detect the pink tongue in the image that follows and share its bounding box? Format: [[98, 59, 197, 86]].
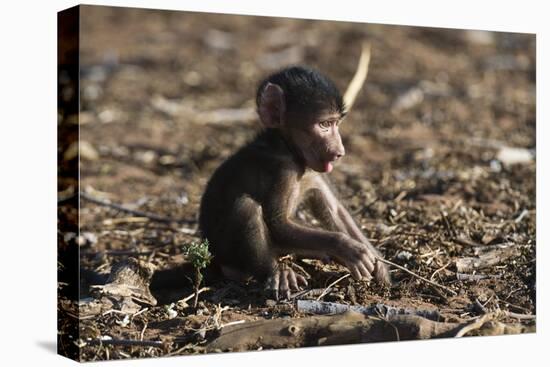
[[324, 161, 333, 173]]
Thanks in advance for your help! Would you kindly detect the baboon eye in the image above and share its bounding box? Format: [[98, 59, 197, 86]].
[[319, 120, 332, 129]]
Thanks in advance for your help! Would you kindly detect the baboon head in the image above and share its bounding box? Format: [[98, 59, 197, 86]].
[[257, 66, 346, 173]]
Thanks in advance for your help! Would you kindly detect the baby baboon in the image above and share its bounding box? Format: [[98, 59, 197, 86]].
[[199, 65, 390, 299]]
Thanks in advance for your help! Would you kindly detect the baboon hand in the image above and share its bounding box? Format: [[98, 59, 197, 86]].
[[336, 237, 391, 285], [265, 263, 308, 300]]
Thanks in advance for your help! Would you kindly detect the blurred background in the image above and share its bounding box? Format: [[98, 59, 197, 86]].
[[78, 5, 535, 207]]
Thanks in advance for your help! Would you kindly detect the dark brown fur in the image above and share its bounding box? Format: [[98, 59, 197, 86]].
[[199, 66, 390, 299]]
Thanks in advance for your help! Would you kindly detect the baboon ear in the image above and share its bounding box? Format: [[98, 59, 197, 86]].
[[258, 82, 285, 128]]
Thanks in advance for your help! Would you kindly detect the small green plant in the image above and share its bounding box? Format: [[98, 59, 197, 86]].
[[186, 239, 213, 308]]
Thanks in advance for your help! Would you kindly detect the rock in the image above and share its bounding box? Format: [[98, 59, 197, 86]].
[[489, 159, 502, 172], [76, 232, 98, 247], [396, 250, 413, 261], [83, 84, 102, 101], [419, 80, 451, 97], [204, 29, 234, 51], [81, 141, 100, 161], [183, 71, 202, 86], [78, 112, 95, 125], [464, 30, 495, 45], [376, 222, 396, 235], [159, 155, 177, 165], [116, 315, 130, 327], [496, 146, 534, 165], [178, 192, 189, 205], [64, 141, 99, 161], [392, 87, 424, 113], [135, 150, 157, 164], [151, 94, 183, 116], [98, 109, 118, 124]]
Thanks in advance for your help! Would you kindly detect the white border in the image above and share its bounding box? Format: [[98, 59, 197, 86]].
[[0, 1, 546, 366]]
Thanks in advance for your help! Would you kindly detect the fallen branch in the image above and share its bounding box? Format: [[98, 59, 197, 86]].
[[88, 338, 164, 348], [377, 258, 458, 296], [456, 273, 502, 282], [297, 300, 442, 321], [455, 244, 520, 272], [206, 310, 531, 352], [102, 217, 150, 225], [81, 192, 192, 225], [343, 42, 371, 112], [207, 311, 456, 352], [93, 249, 153, 257], [503, 311, 536, 321]]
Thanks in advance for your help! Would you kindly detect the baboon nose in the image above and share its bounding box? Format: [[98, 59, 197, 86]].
[[332, 151, 344, 161]]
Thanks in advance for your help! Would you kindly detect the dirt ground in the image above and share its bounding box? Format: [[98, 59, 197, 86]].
[[59, 5, 535, 361]]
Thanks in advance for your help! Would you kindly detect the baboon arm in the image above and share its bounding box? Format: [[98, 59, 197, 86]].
[[337, 203, 370, 243], [269, 218, 345, 258], [306, 175, 370, 244], [262, 171, 387, 283], [304, 175, 391, 284], [262, 172, 346, 258]]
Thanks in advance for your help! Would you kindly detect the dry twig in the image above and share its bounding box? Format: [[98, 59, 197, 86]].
[[88, 339, 164, 348], [317, 274, 350, 301], [81, 192, 192, 224], [343, 42, 371, 111], [430, 261, 451, 281], [377, 258, 458, 296], [179, 287, 211, 305], [455, 314, 491, 337]]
